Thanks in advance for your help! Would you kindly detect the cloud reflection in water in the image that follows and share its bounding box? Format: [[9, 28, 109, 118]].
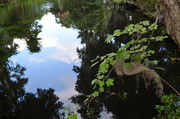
[[12, 13, 82, 107]]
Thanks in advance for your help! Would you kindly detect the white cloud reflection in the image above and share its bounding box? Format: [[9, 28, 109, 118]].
[[13, 38, 27, 51], [55, 76, 82, 118], [36, 12, 84, 64], [12, 12, 82, 118], [39, 34, 58, 48], [50, 42, 83, 64], [55, 76, 78, 106], [13, 12, 83, 64], [30, 57, 46, 63]]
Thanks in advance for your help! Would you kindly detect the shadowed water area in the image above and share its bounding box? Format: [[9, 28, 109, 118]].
[[0, 0, 180, 119]]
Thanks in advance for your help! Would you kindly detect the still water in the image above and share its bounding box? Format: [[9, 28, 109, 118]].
[[12, 12, 81, 103], [0, 0, 180, 119]]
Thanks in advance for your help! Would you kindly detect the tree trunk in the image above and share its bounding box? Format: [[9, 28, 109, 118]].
[[158, 0, 180, 48]]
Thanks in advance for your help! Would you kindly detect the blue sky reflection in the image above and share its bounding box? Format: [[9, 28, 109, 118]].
[[11, 12, 83, 106]]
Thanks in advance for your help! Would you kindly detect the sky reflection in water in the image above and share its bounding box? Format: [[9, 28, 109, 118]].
[[11, 12, 83, 106]]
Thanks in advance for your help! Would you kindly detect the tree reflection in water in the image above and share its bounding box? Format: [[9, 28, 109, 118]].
[[53, 1, 180, 118], [0, 25, 65, 119], [0, 0, 180, 118]]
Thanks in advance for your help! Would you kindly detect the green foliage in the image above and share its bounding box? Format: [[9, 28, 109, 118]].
[[155, 67, 165, 71], [66, 20, 168, 117], [68, 114, 77, 119], [106, 78, 114, 87], [63, 104, 80, 119], [154, 94, 180, 119], [91, 20, 167, 102], [92, 91, 99, 97], [113, 0, 127, 4]]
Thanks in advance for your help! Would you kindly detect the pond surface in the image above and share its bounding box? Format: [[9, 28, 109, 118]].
[[0, 0, 180, 119]]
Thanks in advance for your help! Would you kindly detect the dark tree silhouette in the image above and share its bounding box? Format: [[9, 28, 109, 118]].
[[0, 28, 65, 119]]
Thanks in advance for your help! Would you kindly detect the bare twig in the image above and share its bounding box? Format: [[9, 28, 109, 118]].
[[159, 77, 180, 96]]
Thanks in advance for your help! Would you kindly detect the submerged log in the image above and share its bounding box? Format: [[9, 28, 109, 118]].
[[158, 0, 180, 48]]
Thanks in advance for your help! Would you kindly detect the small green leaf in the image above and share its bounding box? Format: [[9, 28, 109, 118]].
[[84, 95, 91, 102], [151, 60, 159, 65], [135, 24, 143, 29], [125, 24, 134, 32], [129, 31, 133, 35], [99, 63, 109, 73], [130, 39, 135, 44], [99, 87, 104, 92], [93, 84, 97, 89], [91, 79, 97, 85], [132, 27, 139, 33], [148, 24, 158, 30], [124, 43, 130, 49], [121, 30, 128, 35], [140, 20, 150, 26], [110, 60, 115, 65], [141, 27, 147, 32], [91, 62, 98, 68], [133, 44, 141, 50], [68, 114, 77, 119], [105, 35, 113, 43], [135, 49, 140, 53], [155, 67, 165, 71], [100, 56, 106, 60], [64, 107, 69, 111], [154, 36, 168, 41], [151, 37, 155, 40], [123, 92, 128, 100], [154, 25, 158, 30], [113, 29, 121, 36], [147, 50, 155, 54], [67, 110, 73, 115], [92, 91, 99, 97], [98, 81, 105, 87], [106, 53, 116, 57], [124, 54, 130, 60], [140, 52, 147, 59], [75, 106, 80, 109], [138, 38, 148, 43], [106, 78, 114, 87], [116, 50, 123, 59], [91, 56, 99, 62], [97, 75, 104, 79]]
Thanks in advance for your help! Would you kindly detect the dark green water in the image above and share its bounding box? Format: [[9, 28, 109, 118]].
[[0, 0, 180, 118]]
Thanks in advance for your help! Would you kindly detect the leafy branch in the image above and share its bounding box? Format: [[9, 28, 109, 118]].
[[65, 19, 180, 119]]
